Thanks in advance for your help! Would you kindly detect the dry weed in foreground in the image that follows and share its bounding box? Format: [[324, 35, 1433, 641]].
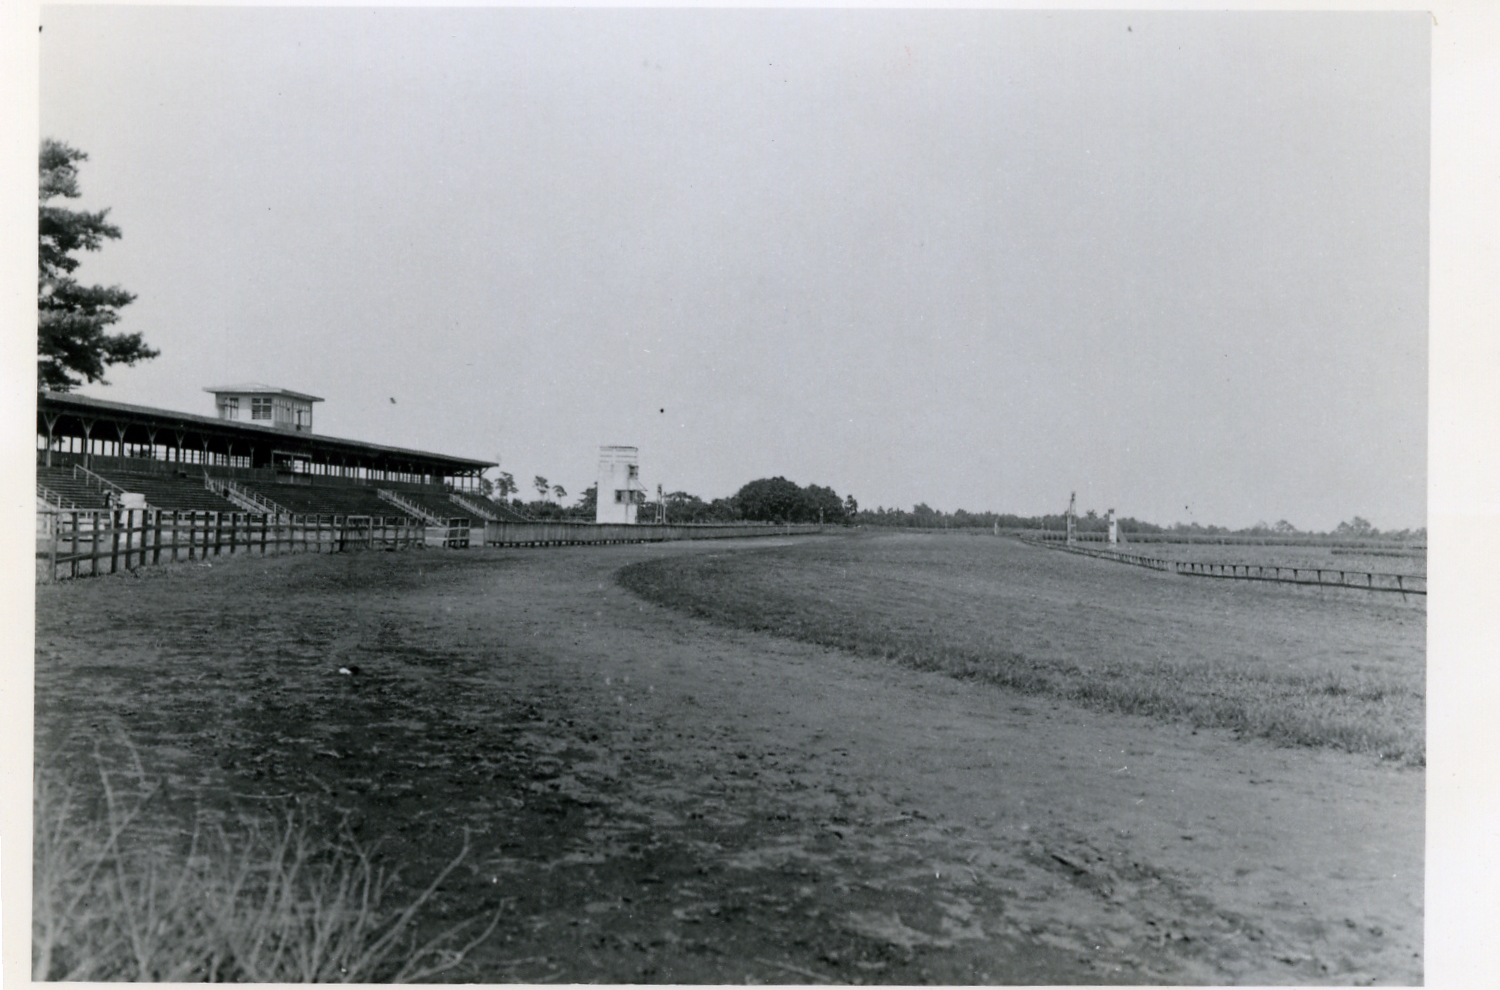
[[33, 758, 501, 982]]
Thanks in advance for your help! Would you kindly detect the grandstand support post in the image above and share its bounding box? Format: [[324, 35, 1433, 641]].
[[80, 419, 95, 469], [42, 412, 60, 467]]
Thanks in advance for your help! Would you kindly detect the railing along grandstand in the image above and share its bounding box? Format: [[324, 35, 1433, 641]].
[[36, 483, 75, 510], [204, 476, 283, 514], [447, 490, 499, 521], [73, 462, 129, 500], [376, 488, 444, 523]]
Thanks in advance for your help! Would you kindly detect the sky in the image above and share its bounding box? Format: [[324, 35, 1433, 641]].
[[37, 7, 1430, 531]]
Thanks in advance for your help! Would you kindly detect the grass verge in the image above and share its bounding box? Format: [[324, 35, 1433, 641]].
[[33, 746, 500, 982]]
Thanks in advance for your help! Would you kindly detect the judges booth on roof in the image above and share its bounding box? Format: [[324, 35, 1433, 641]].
[[37, 387, 493, 491], [206, 384, 321, 433]]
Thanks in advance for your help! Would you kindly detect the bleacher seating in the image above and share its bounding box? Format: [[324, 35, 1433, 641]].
[[100, 471, 242, 513], [239, 482, 407, 518], [36, 466, 114, 509], [392, 490, 472, 522]]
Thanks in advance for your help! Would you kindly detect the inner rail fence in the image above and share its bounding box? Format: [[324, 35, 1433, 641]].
[[480, 520, 822, 547], [37, 509, 823, 581], [1019, 536, 1425, 597]]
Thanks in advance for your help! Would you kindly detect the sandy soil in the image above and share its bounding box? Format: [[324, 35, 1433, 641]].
[[34, 536, 1422, 984]]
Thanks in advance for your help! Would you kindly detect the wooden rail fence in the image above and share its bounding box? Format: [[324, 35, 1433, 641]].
[[482, 520, 823, 547], [1020, 536, 1425, 597], [37, 510, 823, 580], [38, 508, 424, 580]]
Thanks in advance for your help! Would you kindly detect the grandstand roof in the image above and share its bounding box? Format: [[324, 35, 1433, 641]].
[[38, 390, 494, 476]]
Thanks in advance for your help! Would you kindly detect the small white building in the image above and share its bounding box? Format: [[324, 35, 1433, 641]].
[[204, 384, 323, 433], [596, 445, 642, 524]]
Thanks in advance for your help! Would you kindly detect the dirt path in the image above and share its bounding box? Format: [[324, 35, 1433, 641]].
[[34, 538, 1422, 984]]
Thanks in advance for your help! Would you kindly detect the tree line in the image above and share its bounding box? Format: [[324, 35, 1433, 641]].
[[477, 473, 857, 525], [854, 504, 1424, 541]]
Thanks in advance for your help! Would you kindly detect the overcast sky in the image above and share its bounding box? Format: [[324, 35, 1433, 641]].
[[40, 7, 1428, 530]]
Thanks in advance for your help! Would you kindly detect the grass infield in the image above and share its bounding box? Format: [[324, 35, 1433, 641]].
[[617, 531, 1424, 765]]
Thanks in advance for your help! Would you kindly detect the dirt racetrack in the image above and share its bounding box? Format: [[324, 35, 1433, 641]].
[[34, 535, 1422, 984]]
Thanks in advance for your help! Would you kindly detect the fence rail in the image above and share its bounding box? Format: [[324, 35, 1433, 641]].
[[1020, 537, 1425, 596], [206, 476, 283, 514], [38, 510, 824, 581], [74, 462, 129, 498], [37, 509, 424, 580], [482, 520, 823, 546]]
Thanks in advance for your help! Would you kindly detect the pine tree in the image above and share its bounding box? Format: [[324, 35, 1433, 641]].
[[38, 139, 157, 390]]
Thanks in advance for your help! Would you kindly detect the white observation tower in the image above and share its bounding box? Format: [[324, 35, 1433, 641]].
[[596, 446, 642, 524]]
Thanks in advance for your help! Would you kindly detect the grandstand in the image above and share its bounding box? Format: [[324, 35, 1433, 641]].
[[37, 389, 494, 523]]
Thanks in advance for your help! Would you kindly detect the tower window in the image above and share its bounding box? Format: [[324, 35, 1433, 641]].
[[251, 397, 273, 420]]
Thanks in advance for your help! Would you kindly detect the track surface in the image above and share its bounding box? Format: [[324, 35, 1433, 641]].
[[34, 535, 1422, 984]]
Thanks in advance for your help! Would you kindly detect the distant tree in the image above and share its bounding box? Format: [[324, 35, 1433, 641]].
[[1273, 519, 1298, 534], [707, 496, 741, 522], [802, 484, 847, 524], [575, 483, 598, 518], [731, 477, 847, 523], [38, 139, 157, 390], [489, 471, 518, 502], [843, 494, 858, 519], [552, 483, 567, 502], [661, 490, 711, 523], [911, 503, 941, 528], [1334, 516, 1376, 537], [533, 476, 550, 502], [734, 477, 807, 522]]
